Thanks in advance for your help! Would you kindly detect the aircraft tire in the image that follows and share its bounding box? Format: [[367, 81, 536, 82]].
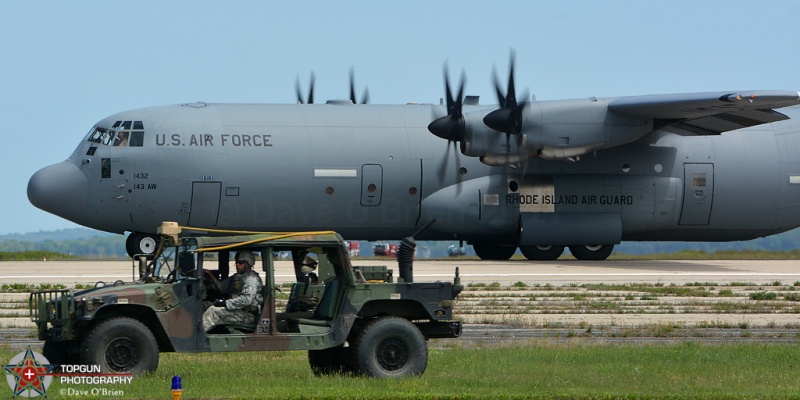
[[80, 317, 158, 375], [568, 244, 614, 261], [520, 245, 565, 261], [352, 316, 427, 378], [472, 243, 517, 260], [126, 233, 160, 259]]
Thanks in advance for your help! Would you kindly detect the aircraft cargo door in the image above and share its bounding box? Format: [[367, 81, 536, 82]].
[[189, 182, 222, 227], [361, 164, 383, 206], [679, 163, 714, 225]]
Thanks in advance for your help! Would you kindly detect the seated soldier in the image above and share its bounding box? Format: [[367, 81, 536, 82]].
[[201, 251, 263, 332]]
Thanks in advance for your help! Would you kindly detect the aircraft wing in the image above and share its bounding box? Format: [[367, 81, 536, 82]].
[[608, 90, 800, 135]]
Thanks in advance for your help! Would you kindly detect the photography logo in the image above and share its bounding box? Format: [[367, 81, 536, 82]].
[[4, 349, 54, 397]]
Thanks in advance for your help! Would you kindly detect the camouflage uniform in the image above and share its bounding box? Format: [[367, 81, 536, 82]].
[[202, 270, 264, 332]]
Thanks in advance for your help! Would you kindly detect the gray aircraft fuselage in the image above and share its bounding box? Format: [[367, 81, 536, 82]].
[[28, 100, 800, 260]]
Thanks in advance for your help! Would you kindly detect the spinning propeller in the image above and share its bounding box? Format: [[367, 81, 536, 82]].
[[295, 69, 369, 105], [349, 68, 370, 104], [295, 72, 315, 104], [428, 65, 467, 190], [428, 65, 466, 143], [484, 51, 530, 182], [428, 52, 532, 194], [484, 51, 527, 136]]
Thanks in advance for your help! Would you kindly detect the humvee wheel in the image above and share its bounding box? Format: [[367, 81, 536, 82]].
[[308, 346, 355, 375], [80, 317, 158, 375], [353, 317, 427, 378]]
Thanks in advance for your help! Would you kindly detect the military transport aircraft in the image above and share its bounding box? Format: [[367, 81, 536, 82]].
[[27, 55, 800, 261]]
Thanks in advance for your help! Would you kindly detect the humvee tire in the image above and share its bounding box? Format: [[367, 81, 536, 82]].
[[80, 317, 159, 375], [352, 316, 427, 378]]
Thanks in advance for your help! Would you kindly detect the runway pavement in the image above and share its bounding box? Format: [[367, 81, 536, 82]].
[[2, 258, 800, 286]]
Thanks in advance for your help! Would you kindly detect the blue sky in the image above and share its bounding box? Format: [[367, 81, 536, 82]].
[[2, 1, 799, 234]]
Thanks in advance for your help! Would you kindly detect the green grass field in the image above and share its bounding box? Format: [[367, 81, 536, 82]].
[[6, 342, 798, 399]]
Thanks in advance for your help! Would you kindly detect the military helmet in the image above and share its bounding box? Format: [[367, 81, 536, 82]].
[[301, 255, 318, 274], [235, 250, 256, 267]]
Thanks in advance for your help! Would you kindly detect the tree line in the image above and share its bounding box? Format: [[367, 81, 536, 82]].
[[1, 226, 800, 259]]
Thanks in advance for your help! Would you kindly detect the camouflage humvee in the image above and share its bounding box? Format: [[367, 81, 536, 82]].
[[30, 223, 463, 378]]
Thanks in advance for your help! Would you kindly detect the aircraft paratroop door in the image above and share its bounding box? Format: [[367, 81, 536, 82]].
[[188, 182, 222, 227], [679, 163, 714, 225], [360, 164, 383, 206]]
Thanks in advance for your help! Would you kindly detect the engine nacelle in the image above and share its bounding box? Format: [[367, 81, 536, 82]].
[[456, 98, 653, 164], [521, 98, 653, 158], [460, 112, 528, 165]]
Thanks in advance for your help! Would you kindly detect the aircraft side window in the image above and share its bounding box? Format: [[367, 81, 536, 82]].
[[85, 121, 144, 146], [101, 130, 114, 146], [86, 128, 105, 144], [101, 158, 111, 179], [129, 131, 144, 147], [113, 131, 129, 147]]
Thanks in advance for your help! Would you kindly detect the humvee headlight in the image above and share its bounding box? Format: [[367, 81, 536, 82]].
[[86, 297, 103, 311], [75, 298, 84, 311]]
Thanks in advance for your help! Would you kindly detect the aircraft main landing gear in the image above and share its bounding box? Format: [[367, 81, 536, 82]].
[[472, 243, 517, 261], [568, 244, 614, 261], [519, 245, 565, 261]]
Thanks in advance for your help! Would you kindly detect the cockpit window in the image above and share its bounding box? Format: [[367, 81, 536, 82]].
[[85, 121, 145, 147]]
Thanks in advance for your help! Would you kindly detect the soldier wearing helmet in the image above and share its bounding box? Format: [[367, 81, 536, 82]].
[[202, 250, 264, 332], [301, 255, 319, 284]]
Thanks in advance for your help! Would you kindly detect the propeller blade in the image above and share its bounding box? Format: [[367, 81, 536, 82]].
[[295, 77, 303, 104], [436, 140, 451, 183], [307, 72, 315, 104], [349, 68, 356, 104], [430, 62, 470, 194], [361, 87, 369, 104], [428, 65, 466, 142], [453, 140, 463, 196], [295, 72, 315, 104], [483, 51, 525, 135], [492, 66, 505, 107], [505, 51, 516, 108], [348, 68, 369, 104]]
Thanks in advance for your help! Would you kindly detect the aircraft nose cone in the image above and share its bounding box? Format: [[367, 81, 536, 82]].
[[28, 161, 88, 225]]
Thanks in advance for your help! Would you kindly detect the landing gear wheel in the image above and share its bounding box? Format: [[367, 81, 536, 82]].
[[472, 243, 517, 261], [520, 245, 565, 261], [568, 244, 614, 261], [352, 317, 427, 378], [80, 317, 158, 375], [126, 233, 160, 259], [308, 346, 355, 375]]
